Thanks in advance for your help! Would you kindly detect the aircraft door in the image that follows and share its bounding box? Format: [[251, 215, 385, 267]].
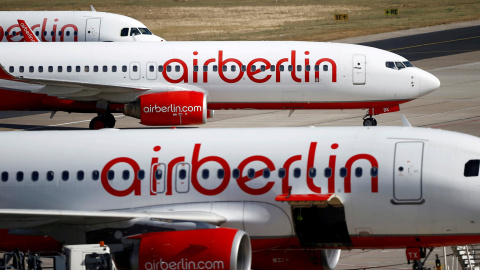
[[175, 163, 191, 193], [130, 62, 141, 80], [85, 18, 101, 42], [150, 163, 166, 194], [353, 54, 366, 85], [147, 62, 157, 80], [392, 141, 425, 204]]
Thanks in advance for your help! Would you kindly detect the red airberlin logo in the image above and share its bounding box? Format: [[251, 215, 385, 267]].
[[162, 50, 337, 84], [143, 104, 202, 114], [101, 142, 378, 197], [0, 18, 79, 42]]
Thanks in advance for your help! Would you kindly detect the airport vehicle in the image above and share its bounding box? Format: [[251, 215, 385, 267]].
[[0, 10, 164, 42], [0, 125, 479, 269], [1, 243, 117, 270], [0, 40, 440, 128]]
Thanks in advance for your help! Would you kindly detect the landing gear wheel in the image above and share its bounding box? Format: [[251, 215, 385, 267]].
[[363, 118, 377, 126], [105, 113, 116, 128], [89, 116, 107, 130]]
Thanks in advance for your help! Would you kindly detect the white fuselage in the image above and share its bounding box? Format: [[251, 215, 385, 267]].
[[0, 41, 439, 109], [0, 11, 164, 42], [0, 126, 479, 248]]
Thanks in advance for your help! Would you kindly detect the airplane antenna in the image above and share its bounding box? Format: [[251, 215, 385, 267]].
[[288, 109, 295, 117], [401, 114, 412, 127], [91, 5, 96, 12]]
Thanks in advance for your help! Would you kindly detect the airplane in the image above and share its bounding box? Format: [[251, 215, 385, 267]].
[[1, 125, 480, 270], [0, 9, 164, 42], [0, 40, 440, 129]]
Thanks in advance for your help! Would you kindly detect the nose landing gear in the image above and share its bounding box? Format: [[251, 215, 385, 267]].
[[363, 114, 377, 126]]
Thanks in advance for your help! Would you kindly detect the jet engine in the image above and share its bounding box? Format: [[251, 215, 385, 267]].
[[129, 228, 251, 270], [124, 91, 211, 126]]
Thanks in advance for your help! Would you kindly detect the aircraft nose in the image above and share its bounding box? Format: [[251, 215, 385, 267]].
[[418, 70, 441, 96]]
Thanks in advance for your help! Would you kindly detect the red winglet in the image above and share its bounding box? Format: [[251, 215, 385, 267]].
[[275, 193, 334, 202], [17, 19, 40, 42]]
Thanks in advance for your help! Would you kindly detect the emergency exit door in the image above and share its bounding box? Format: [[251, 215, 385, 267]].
[[86, 18, 101, 41], [353, 54, 366, 85], [393, 142, 424, 203]]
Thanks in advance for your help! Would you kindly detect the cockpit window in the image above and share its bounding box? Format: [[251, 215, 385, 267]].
[[395, 62, 406, 69], [464, 160, 480, 177], [139, 28, 153, 35], [386, 62, 395, 69], [120, 28, 129, 37], [130, 28, 141, 36], [403, 61, 414, 67]]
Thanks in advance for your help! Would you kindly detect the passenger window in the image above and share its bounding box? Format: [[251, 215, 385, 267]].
[[67, 66, 72, 72], [179, 169, 187, 180], [58, 31, 62, 37], [93, 66, 99, 72], [270, 65, 275, 71], [29, 66, 34, 73], [385, 62, 395, 69], [202, 169, 209, 179], [77, 171, 84, 181], [203, 66, 208, 72], [50, 31, 54, 37], [166, 66, 172, 72], [464, 160, 480, 177], [138, 170, 145, 180], [107, 170, 114, 180], [19, 66, 24, 73], [297, 65, 302, 71], [315, 65, 319, 72], [9, 66, 14, 73], [323, 65, 328, 71], [355, 167, 363, 177], [92, 170, 99, 180], [158, 65, 164, 72], [149, 65, 154, 72], [231, 65, 236, 72], [222, 65, 227, 72], [47, 171, 54, 181], [1, 172, 8, 182], [74, 31, 78, 36], [133, 65, 138, 72], [306, 65, 311, 72], [66, 31, 70, 37], [155, 170, 162, 180], [232, 168, 240, 179], [279, 65, 284, 72], [43, 31, 47, 37], [247, 168, 255, 179], [251, 65, 256, 72], [395, 62, 406, 69], [261, 65, 266, 72], [194, 66, 199, 72], [48, 66, 53, 72], [263, 169, 270, 178], [17, 171, 24, 182], [217, 169, 225, 179], [175, 65, 180, 72], [213, 65, 218, 72], [324, 167, 332, 178], [58, 66, 63, 72], [241, 65, 246, 72], [112, 66, 117, 72], [84, 66, 89, 72], [39, 66, 43, 73], [62, 171, 69, 181], [288, 65, 293, 72], [308, 168, 316, 178], [370, 167, 378, 177], [103, 66, 108, 72], [32, 171, 39, 181], [278, 168, 286, 178], [122, 170, 130, 180], [122, 66, 127, 72], [35, 31, 39, 36], [340, 167, 347, 178], [120, 28, 129, 37], [293, 168, 301, 178]]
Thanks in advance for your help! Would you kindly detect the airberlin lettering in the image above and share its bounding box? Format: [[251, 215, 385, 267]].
[[0, 18, 79, 42], [144, 104, 202, 114], [162, 50, 337, 84], [101, 142, 378, 197]]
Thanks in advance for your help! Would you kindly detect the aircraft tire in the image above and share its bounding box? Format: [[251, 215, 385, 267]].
[[363, 118, 376, 126], [105, 113, 116, 128], [89, 116, 107, 130]]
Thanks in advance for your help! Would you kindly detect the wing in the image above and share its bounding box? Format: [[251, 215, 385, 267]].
[[0, 64, 150, 102], [0, 209, 227, 229]]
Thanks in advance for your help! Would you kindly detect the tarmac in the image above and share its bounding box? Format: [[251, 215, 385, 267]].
[[0, 20, 479, 270]]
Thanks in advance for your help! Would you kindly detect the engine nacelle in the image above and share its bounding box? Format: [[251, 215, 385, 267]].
[[129, 228, 251, 270], [124, 91, 208, 126]]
